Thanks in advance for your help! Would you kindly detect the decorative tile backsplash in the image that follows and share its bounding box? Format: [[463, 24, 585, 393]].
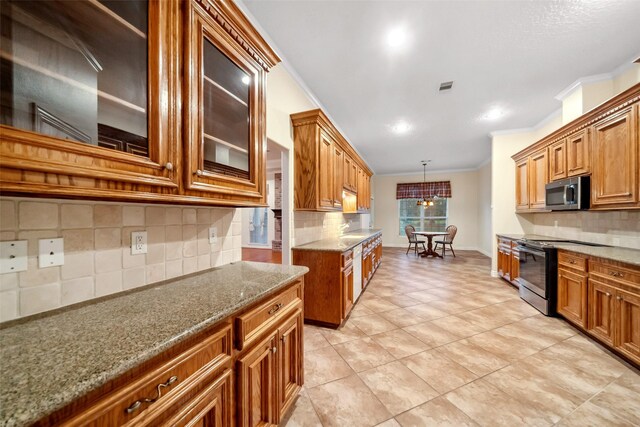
[[531, 211, 640, 249], [0, 198, 241, 321], [293, 211, 370, 247]]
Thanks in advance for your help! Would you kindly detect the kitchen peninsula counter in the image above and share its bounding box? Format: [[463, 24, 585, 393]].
[[0, 262, 308, 427]]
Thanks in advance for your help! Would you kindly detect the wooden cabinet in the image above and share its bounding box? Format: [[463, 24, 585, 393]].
[[342, 264, 354, 318], [237, 332, 278, 426], [510, 244, 520, 284], [512, 84, 640, 212], [291, 109, 372, 212], [557, 251, 588, 328], [591, 105, 638, 208], [497, 236, 520, 287], [277, 310, 303, 419], [529, 149, 548, 210], [0, 0, 280, 207], [515, 159, 530, 211], [42, 279, 305, 425], [566, 129, 590, 177], [333, 144, 344, 209], [588, 278, 619, 347], [549, 140, 567, 181], [293, 233, 382, 327], [617, 288, 640, 362]]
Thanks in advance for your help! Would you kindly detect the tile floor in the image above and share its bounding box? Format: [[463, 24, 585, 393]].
[[281, 248, 640, 427]]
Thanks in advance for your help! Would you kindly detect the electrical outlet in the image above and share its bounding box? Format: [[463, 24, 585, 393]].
[[38, 238, 64, 268], [131, 231, 147, 255], [0, 240, 28, 274], [209, 227, 218, 244]]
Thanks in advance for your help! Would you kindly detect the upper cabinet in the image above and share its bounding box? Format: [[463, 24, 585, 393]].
[[291, 109, 372, 212], [0, 0, 280, 206], [512, 83, 640, 211]]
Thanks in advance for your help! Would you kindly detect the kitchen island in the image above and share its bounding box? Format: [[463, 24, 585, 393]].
[[293, 229, 383, 327], [0, 261, 308, 427]]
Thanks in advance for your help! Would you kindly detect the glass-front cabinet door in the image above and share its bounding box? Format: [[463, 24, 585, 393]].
[[0, 0, 180, 198], [184, 0, 271, 205]]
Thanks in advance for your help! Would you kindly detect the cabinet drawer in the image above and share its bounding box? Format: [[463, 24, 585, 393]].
[[235, 281, 302, 350], [63, 324, 232, 426], [342, 250, 353, 268], [590, 260, 640, 286], [558, 251, 588, 273]]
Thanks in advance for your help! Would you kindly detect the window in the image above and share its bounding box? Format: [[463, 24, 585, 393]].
[[399, 198, 448, 235]]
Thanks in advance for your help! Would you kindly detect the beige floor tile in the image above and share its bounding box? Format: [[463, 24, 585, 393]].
[[513, 315, 577, 342], [350, 313, 398, 335], [405, 290, 441, 303], [425, 299, 471, 314], [403, 321, 463, 347], [430, 315, 487, 338], [375, 419, 402, 427], [395, 396, 479, 427], [445, 379, 552, 427], [361, 297, 401, 313], [303, 326, 331, 352], [403, 303, 449, 320], [382, 294, 422, 308], [359, 361, 439, 415], [304, 345, 354, 388], [401, 349, 477, 394], [280, 393, 323, 427], [540, 339, 628, 381], [319, 321, 365, 345], [466, 330, 540, 362], [307, 375, 392, 427], [349, 303, 375, 318], [334, 337, 396, 372], [483, 365, 583, 424], [555, 401, 636, 427], [378, 307, 426, 328], [589, 375, 640, 425], [492, 322, 558, 350], [436, 340, 509, 376], [371, 329, 431, 358]]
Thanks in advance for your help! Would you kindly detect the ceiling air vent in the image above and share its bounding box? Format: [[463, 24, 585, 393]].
[[439, 81, 454, 91]]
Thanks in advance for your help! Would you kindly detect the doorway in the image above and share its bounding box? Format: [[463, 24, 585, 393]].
[[241, 140, 287, 264]]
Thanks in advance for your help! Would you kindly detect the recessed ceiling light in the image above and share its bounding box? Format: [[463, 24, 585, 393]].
[[241, 75, 251, 85], [386, 27, 408, 49], [481, 107, 505, 121], [391, 121, 411, 134]]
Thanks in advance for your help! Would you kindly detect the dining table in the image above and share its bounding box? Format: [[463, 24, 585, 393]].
[[412, 231, 450, 258]]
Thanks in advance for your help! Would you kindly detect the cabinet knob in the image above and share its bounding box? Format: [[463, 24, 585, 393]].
[[281, 335, 287, 344], [605, 292, 611, 297], [616, 296, 623, 301], [271, 346, 277, 354], [164, 162, 174, 171], [569, 260, 575, 264], [196, 169, 204, 176]]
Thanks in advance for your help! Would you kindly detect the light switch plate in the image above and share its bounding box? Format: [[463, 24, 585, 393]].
[[131, 231, 147, 255], [0, 240, 28, 274], [39, 238, 64, 268], [209, 227, 218, 244]]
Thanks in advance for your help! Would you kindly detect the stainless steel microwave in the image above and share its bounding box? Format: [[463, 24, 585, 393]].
[[545, 176, 590, 211]]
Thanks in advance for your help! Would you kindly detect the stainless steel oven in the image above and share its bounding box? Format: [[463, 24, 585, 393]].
[[545, 176, 590, 211], [515, 240, 557, 315]]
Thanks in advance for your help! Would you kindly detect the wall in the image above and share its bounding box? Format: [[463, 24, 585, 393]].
[[372, 170, 482, 250], [0, 198, 241, 322], [477, 161, 493, 257], [293, 212, 370, 247], [240, 172, 275, 248]]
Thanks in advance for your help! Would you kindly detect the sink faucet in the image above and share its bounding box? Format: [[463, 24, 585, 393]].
[[339, 223, 350, 235]]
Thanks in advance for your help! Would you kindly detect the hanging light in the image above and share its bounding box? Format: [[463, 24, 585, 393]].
[[417, 160, 438, 208]]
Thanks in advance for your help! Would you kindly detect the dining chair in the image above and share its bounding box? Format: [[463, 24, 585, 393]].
[[404, 225, 426, 255], [434, 225, 457, 257]]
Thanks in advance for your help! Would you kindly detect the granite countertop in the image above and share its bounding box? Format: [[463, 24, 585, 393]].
[[292, 229, 383, 252], [0, 262, 308, 427], [496, 233, 640, 267]]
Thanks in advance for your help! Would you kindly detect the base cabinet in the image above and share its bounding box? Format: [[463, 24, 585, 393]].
[[557, 268, 588, 328], [497, 237, 519, 287], [44, 279, 305, 426], [587, 278, 617, 346], [617, 289, 640, 362]]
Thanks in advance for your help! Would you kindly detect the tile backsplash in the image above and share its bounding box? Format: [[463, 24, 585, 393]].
[[531, 210, 640, 249], [0, 197, 241, 322], [293, 211, 370, 247]]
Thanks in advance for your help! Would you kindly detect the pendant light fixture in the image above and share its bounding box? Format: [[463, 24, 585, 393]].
[[416, 160, 438, 208]]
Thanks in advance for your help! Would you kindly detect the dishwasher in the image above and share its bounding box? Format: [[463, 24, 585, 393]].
[[352, 244, 363, 301]]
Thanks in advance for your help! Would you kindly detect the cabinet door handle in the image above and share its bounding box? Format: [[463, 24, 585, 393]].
[[281, 334, 287, 344], [616, 296, 623, 301], [195, 169, 204, 176], [126, 375, 179, 414], [605, 292, 611, 297], [272, 346, 277, 354], [268, 303, 283, 315], [164, 162, 174, 171], [569, 260, 576, 264]]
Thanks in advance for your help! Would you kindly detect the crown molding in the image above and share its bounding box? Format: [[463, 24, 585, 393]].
[[233, 0, 376, 174], [488, 108, 562, 138], [554, 55, 640, 101]]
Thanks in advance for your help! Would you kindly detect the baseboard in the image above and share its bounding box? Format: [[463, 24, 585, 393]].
[[477, 248, 493, 258], [490, 270, 499, 277]]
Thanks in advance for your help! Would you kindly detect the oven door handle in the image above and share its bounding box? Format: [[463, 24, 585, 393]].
[[515, 245, 545, 257]]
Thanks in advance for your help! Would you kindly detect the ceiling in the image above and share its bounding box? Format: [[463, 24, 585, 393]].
[[243, 0, 640, 174]]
